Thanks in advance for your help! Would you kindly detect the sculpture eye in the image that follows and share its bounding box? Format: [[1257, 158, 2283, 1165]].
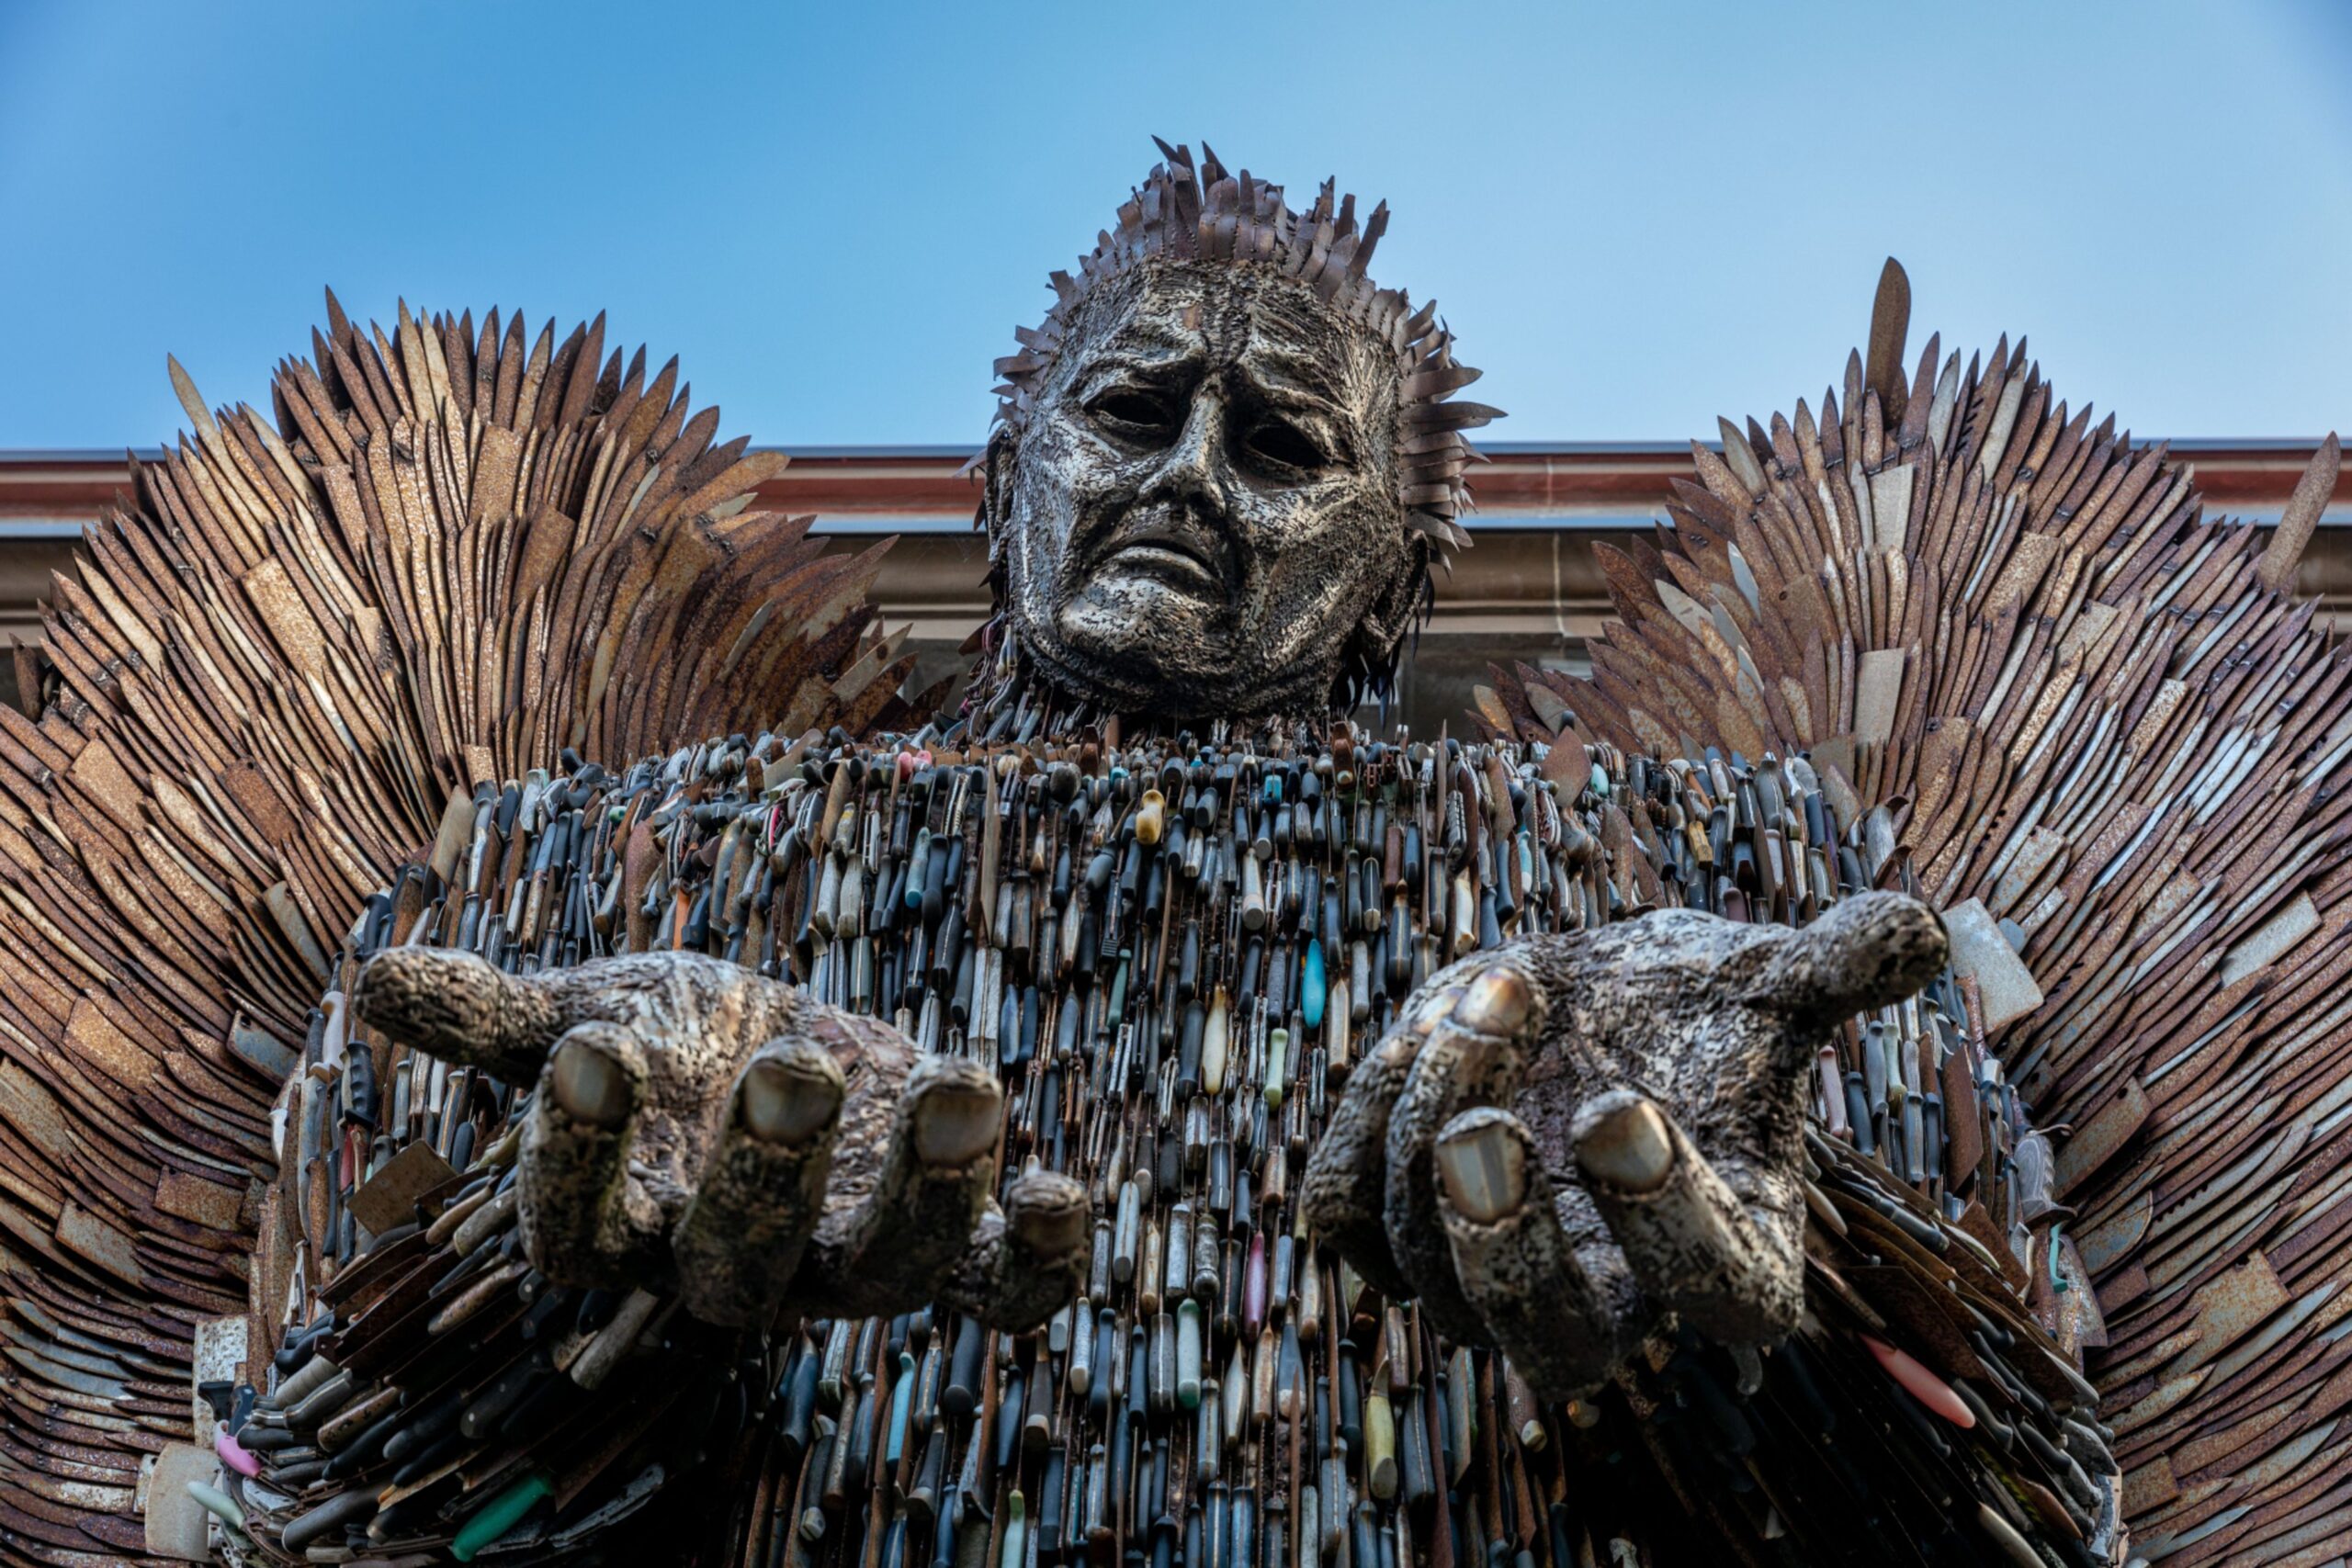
[[1087, 387, 1180, 444], [1243, 417, 1328, 475]]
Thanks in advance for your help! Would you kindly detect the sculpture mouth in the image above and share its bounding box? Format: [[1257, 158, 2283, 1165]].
[[1094, 524, 1234, 598]]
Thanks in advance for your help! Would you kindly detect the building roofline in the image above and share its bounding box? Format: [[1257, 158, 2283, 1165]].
[[3, 441, 2344, 534], [0, 436, 2340, 466]]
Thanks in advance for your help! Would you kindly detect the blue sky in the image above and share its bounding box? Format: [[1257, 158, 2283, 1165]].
[[3, 1, 2346, 452]]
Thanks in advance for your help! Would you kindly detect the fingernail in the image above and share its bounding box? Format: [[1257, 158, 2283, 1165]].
[[1455, 966, 1533, 1035], [1011, 1189, 1091, 1255], [742, 1056, 841, 1145], [1435, 1113, 1526, 1224], [551, 1035, 630, 1128], [1579, 1099, 1674, 1192], [913, 1083, 1001, 1166]]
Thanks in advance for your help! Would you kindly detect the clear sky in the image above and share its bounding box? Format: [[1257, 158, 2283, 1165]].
[[3, 0, 2347, 454]]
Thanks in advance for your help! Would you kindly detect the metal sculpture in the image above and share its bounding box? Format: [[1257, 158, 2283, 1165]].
[[0, 144, 2337, 1568]]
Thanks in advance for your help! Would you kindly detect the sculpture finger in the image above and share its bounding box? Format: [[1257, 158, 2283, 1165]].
[[939, 1170, 1091, 1331], [1299, 1003, 1441, 1303], [1435, 1108, 1626, 1398], [517, 1023, 666, 1287], [672, 1041, 848, 1327], [1747, 891, 1947, 1036], [1382, 965, 1542, 1344], [355, 947, 564, 1082], [799, 1055, 1004, 1317], [1574, 1089, 1804, 1346]]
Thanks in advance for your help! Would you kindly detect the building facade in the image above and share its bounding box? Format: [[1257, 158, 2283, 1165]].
[[4, 441, 2346, 725]]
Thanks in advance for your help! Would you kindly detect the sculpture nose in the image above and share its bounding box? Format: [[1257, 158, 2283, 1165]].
[[1140, 389, 1234, 521]]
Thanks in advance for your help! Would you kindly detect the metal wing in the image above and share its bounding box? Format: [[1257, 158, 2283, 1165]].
[[0, 297, 915, 1561]]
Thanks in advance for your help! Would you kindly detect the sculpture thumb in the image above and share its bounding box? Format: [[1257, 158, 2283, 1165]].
[[1747, 891, 1948, 1037], [354, 947, 563, 1082]]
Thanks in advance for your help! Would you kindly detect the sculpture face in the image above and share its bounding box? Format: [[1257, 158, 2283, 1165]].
[[992, 262, 1417, 721]]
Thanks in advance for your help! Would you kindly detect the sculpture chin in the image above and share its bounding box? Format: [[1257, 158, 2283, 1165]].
[[1027, 551, 1386, 724], [1052, 589, 1242, 708]]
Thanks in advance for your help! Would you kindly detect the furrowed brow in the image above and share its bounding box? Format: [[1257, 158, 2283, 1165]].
[[1086, 321, 1203, 372], [1243, 349, 1349, 413]]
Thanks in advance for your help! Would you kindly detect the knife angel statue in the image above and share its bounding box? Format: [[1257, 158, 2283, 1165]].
[[0, 144, 2342, 1568]]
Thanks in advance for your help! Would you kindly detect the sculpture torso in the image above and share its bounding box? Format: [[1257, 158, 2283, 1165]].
[[249, 699, 1977, 1566]]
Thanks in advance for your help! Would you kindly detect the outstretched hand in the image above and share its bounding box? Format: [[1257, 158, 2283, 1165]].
[[1303, 891, 1946, 1396], [353, 948, 1088, 1331]]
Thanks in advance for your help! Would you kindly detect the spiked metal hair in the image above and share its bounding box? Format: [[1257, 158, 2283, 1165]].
[[987, 139, 1499, 557]]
